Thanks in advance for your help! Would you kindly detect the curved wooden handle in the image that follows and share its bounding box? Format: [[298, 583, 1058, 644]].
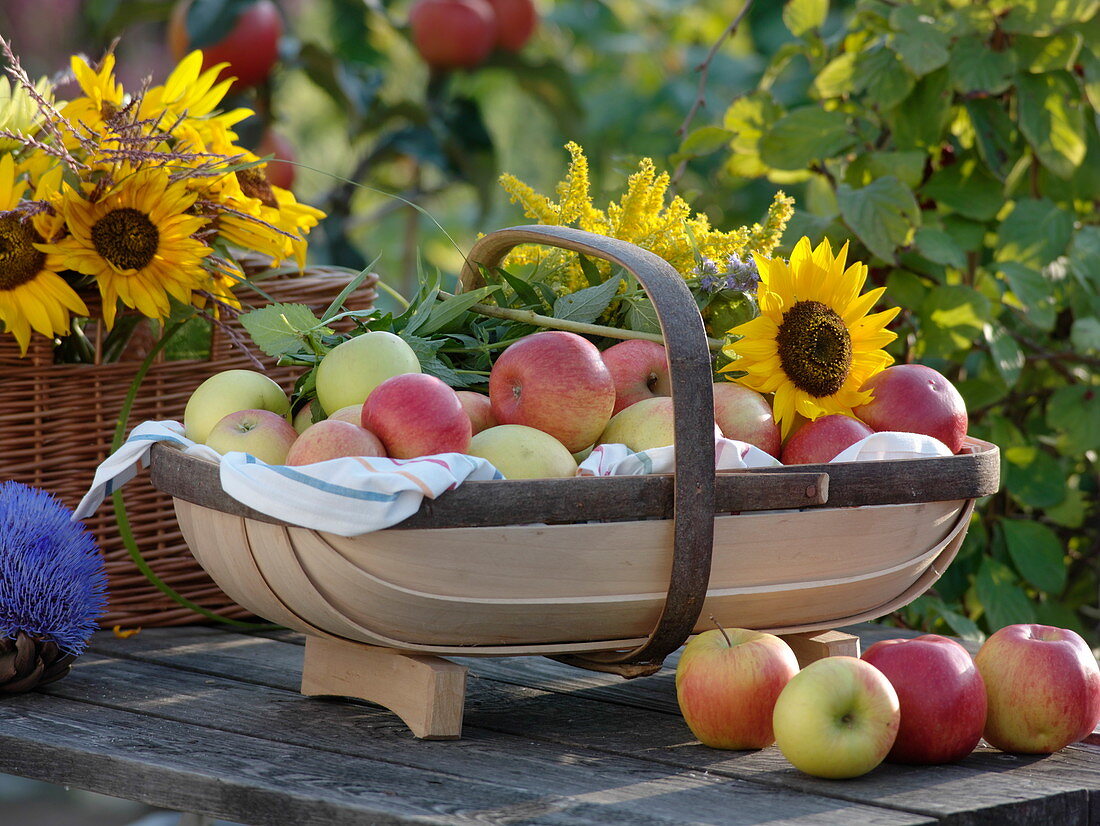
[[460, 225, 716, 671]]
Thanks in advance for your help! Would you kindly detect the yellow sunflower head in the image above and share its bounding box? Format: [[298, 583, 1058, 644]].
[[719, 236, 900, 439]]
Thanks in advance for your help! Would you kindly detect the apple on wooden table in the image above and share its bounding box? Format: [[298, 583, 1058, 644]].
[[975, 624, 1100, 754], [772, 656, 900, 779], [285, 419, 386, 466], [184, 369, 289, 444], [862, 635, 986, 764], [780, 414, 874, 465], [712, 382, 780, 458], [314, 331, 421, 417], [600, 339, 671, 415], [204, 409, 298, 465], [676, 626, 800, 750], [855, 364, 969, 454], [362, 373, 472, 459], [467, 424, 577, 479]]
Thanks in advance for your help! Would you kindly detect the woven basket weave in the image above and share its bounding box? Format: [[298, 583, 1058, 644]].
[[0, 266, 378, 628]]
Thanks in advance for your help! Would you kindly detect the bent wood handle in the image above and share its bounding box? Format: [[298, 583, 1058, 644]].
[[460, 225, 717, 671]]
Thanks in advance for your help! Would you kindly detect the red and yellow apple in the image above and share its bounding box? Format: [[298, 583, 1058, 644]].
[[327, 404, 365, 425], [712, 382, 780, 458], [467, 424, 577, 479], [598, 396, 675, 451], [486, 0, 537, 51], [676, 627, 800, 750], [780, 414, 874, 465], [362, 373, 471, 459], [204, 408, 298, 465], [490, 331, 615, 453], [285, 419, 386, 466], [184, 369, 289, 444], [600, 339, 671, 415], [772, 656, 900, 779], [975, 624, 1100, 754], [456, 390, 497, 435], [409, 0, 497, 70], [855, 364, 968, 454], [314, 331, 421, 416], [862, 635, 986, 764]]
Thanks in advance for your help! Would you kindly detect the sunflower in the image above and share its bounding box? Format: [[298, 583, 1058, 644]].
[[43, 166, 211, 328], [719, 236, 900, 439], [0, 156, 88, 354], [59, 54, 125, 141]]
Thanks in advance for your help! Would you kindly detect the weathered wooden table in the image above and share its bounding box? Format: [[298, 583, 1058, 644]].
[[1, 624, 1097, 825]]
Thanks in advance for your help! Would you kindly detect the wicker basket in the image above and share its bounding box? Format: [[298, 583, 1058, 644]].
[[0, 266, 378, 628]]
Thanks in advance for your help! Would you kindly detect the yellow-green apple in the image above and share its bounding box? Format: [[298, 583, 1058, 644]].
[[489, 331, 615, 453], [855, 364, 968, 453], [204, 409, 298, 464], [315, 331, 421, 416], [862, 635, 986, 764], [362, 373, 471, 459], [780, 414, 874, 465], [184, 369, 289, 444], [772, 656, 900, 779], [598, 396, 675, 451], [456, 390, 497, 435], [974, 624, 1100, 754], [467, 424, 577, 479], [675, 627, 800, 749], [291, 404, 315, 434], [712, 382, 780, 458], [285, 419, 386, 466], [327, 404, 364, 425], [600, 339, 671, 415]]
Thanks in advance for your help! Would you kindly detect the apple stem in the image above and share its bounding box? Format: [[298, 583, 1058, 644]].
[[709, 615, 732, 647], [436, 290, 725, 351]]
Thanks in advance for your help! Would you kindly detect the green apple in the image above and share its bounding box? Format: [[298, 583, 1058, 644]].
[[291, 404, 316, 434], [772, 656, 900, 779], [598, 396, 721, 452], [467, 424, 578, 479], [184, 369, 290, 444], [315, 331, 421, 415]]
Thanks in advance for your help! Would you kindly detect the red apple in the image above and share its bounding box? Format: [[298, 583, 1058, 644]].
[[456, 390, 497, 435], [258, 129, 295, 191], [485, 0, 537, 51], [975, 624, 1100, 754], [204, 408, 298, 465], [285, 419, 386, 465], [168, 0, 283, 91], [855, 364, 968, 454], [362, 373, 472, 459], [489, 331, 615, 453], [409, 0, 497, 70], [676, 627, 800, 750], [780, 414, 873, 465], [712, 382, 781, 458], [862, 635, 986, 764], [600, 339, 671, 415]]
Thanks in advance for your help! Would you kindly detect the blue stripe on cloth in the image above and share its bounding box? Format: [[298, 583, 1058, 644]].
[[127, 434, 189, 445], [637, 451, 654, 475], [241, 455, 404, 503]]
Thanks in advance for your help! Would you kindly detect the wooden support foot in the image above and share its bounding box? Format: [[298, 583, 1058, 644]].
[[301, 635, 467, 740], [779, 630, 860, 668]]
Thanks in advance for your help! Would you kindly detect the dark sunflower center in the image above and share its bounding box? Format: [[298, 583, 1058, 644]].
[[91, 207, 159, 270], [0, 213, 47, 291], [236, 167, 278, 208], [775, 300, 852, 398]]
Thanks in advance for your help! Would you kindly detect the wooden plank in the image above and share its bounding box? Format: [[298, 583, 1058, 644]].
[[87, 629, 1097, 825], [28, 650, 934, 826]]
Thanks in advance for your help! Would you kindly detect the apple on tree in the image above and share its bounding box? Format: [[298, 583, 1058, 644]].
[[862, 635, 986, 764], [168, 0, 283, 91], [485, 0, 538, 52], [285, 419, 386, 466], [600, 339, 671, 415], [712, 382, 780, 458], [184, 369, 289, 444], [362, 373, 472, 459], [314, 330, 422, 416], [780, 414, 874, 465], [675, 626, 800, 750], [409, 0, 498, 70], [204, 408, 298, 465], [855, 364, 969, 454], [772, 656, 900, 779], [467, 424, 577, 479], [975, 624, 1100, 754]]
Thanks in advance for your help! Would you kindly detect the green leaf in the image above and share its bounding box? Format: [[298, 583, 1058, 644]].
[[321, 260, 383, 323], [921, 158, 1005, 221], [995, 198, 1075, 268], [994, 262, 1058, 330], [949, 36, 1017, 94], [884, 269, 928, 312], [623, 294, 662, 335], [1046, 385, 1100, 451], [759, 106, 856, 171], [552, 276, 623, 324], [914, 227, 967, 269], [890, 6, 951, 76], [1016, 32, 1084, 73], [836, 176, 921, 263], [889, 68, 952, 150], [1071, 317, 1100, 354], [932, 603, 986, 642], [920, 284, 991, 353], [855, 46, 915, 110], [783, 0, 828, 37], [965, 99, 1022, 180], [1001, 0, 1100, 35], [416, 287, 500, 336], [239, 304, 331, 360], [845, 151, 926, 189], [1045, 489, 1090, 529], [676, 127, 736, 165], [1017, 71, 1088, 179], [497, 269, 546, 310], [1003, 445, 1067, 508], [1068, 226, 1100, 290], [1081, 48, 1100, 112], [985, 325, 1025, 388], [813, 52, 857, 98], [1001, 519, 1067, 595], [976, 557, 1036, 631]]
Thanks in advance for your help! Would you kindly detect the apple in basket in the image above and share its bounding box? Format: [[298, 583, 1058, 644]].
[[598, 396, 676, 451], [314, 331, 422, 416], [184, 369, 290, 443], [855, 364, 968, 454], [974, 624, 1100, 754], [467, 424, 577, 479], [285, 419, 387, 466], [456, 390, 497, 435], [489, 331, 616, 453], [204, 409, 299, 465], [862, 635, 986, 764], [362, 373, 472, 459], [772, 656, 900, 779], [675, 626, 800, 750], [712, 382, 780, 458], [600, 339, 671, 415], [780, 414, 874, 465]]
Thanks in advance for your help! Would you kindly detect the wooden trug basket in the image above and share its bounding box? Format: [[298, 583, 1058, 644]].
[[0, 267, 377, 628], [149, 226, 1000, 738]]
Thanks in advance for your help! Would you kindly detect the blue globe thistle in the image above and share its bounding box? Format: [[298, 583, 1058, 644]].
[[0, 482, 107, 656]]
